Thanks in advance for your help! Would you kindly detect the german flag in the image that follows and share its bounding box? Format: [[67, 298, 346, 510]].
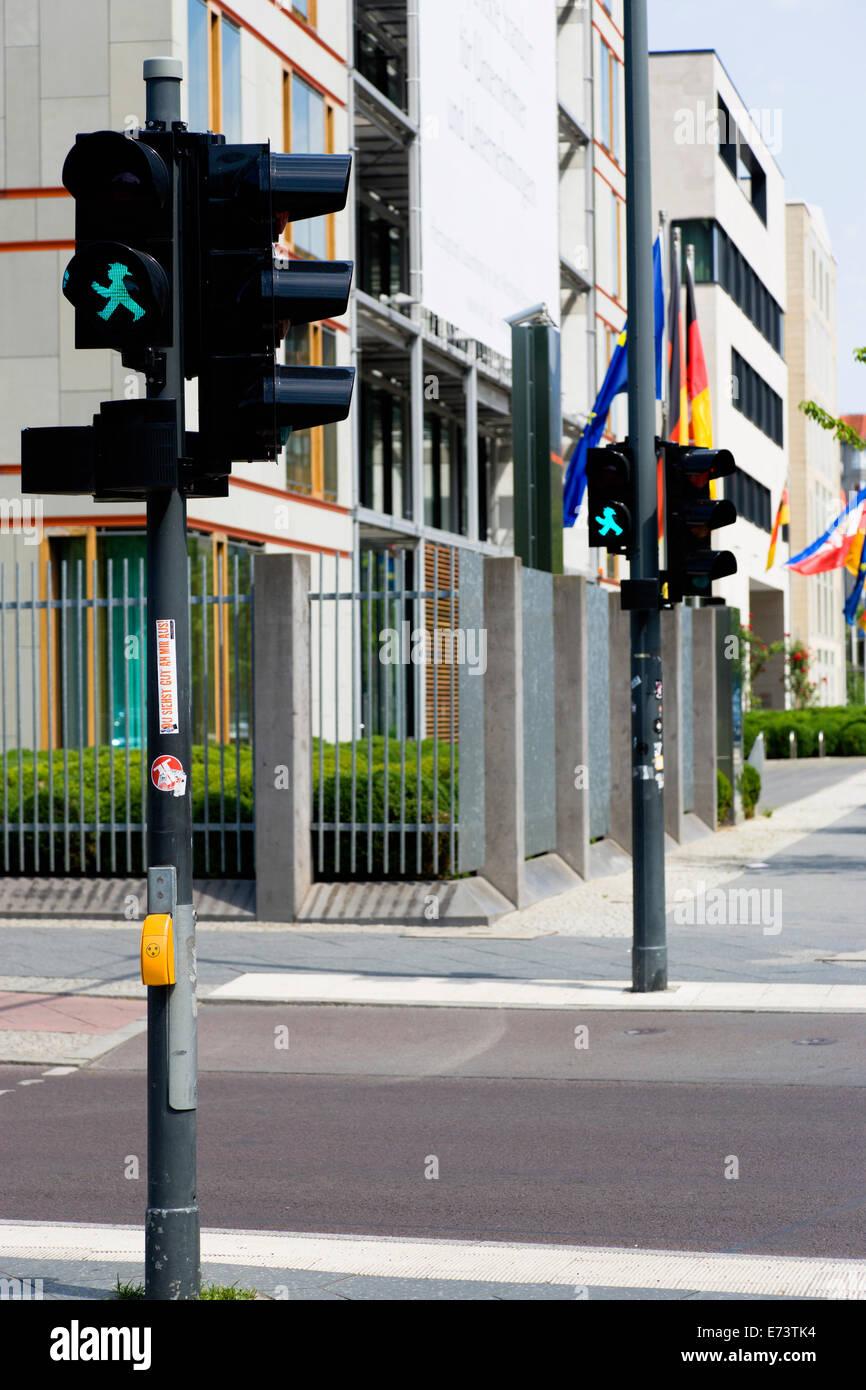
[[662, 239, 688, 543], [766, 483, 790, 570], [685, 257, 712, 448]]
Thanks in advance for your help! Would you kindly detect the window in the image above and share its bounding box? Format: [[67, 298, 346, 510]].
[[610, 190, 620, 301], [423, 412, 465, 534], [220, 17, 241, 142], [322, 327, 338, 502], [284, 325, 312, 495], [600, 41, 610, 151], [284, 72, 331, 260], [360, 383, 411, 520], [675, 219, 783, 355], [716, 92, 766, 225], [726, 467, 772, 533], [186, 2, 241, 138], [731, 348, 783, 447], [284, 324, 342, 502], [355, 22, 406, 109], [188, 0, 209, 133], [599, 41, 620, 161], [359, 203, 406, 299]]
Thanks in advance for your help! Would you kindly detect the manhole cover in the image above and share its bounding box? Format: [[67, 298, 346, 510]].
[[624, 1028, 666, 1036], [793, 1038, 837, 1046]]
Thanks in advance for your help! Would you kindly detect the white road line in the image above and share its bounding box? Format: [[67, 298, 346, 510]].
[[207, 973, 866, 1013], [0, 1219, 862, 1297]]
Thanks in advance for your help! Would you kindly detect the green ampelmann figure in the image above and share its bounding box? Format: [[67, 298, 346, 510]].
[[91, 262, 145, 322]]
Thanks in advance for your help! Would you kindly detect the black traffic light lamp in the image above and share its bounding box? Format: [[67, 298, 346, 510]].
[[586, 443, 635, 556], [61, 130, 174, 353], [663, 443, 737, 602], [191, 142, 355, 469], [22, 400, 178, 501]]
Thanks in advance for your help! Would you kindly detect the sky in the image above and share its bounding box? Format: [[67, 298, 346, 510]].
[[647, 0, 865, 412]]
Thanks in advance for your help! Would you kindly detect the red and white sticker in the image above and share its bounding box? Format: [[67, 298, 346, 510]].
[[151, 754, 187, 797], [155, 618, 179, 734]]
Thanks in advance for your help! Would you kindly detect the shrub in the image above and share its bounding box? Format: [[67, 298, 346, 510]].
[[838, 721, 866, 756], [739, 763, 761, 819], [743, 706, 866, 759], [717, 769, 732, 826]]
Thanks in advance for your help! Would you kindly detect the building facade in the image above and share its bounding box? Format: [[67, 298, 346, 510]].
[[649, 49, 790, 708], [785, 201, 844, 707]]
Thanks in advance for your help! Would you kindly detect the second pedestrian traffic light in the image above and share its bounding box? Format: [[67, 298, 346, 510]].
[[586, 443, 635, 557], [663, 444, 737, 602], [190, 143, 355, 472]]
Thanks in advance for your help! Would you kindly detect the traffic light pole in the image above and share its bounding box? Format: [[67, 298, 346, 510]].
[[142, 58, 200, 1298], [623, 2, 667, 991]]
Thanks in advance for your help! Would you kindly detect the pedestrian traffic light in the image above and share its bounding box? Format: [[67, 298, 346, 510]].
[[586, 443, 634, 556], [60, 130, 174, 353], [189, 143, 355, 472], [663, 443, 737, 602]]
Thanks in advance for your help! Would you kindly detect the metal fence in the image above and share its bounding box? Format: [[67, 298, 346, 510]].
[[0, 552, 253, 877], [309, 546, 460, 879]]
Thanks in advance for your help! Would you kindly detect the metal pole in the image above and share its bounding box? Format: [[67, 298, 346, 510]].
[[624, 2, 667, 992], [143, 57, 200, 1299]]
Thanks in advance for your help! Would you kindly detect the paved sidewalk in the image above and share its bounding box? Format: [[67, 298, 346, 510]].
[[1, 1219, 862, 1301]]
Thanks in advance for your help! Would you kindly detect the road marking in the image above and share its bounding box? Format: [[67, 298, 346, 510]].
[[0, 1219, 862, 1298], [41, 1067, 78, 1076], [208, 973, 866, 1013]]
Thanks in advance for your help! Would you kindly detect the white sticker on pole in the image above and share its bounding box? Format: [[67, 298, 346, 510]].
[[156, 618, 179, 734]]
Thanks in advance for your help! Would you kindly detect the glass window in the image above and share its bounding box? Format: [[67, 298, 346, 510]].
[[612, 53, 620, 160], [188, 0, 209, 132], [291, 74, 327, 258], [285, 326, 312, 493], [322, 327, 338, 502], [221, 17, 242, 142], [611, 191, 619, 299], [600, 42, 611, 150]]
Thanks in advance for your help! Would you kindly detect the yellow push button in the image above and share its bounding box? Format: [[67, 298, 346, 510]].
[[140, 913, 175, 986]]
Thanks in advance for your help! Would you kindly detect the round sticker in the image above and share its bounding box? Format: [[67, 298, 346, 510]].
[[150, 754, 187, 797]]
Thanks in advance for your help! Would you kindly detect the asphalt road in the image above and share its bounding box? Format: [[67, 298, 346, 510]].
[[2, 1004, 864, 1259]]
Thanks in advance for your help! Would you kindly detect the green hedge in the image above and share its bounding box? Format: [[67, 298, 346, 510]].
[[744, 706, 866, 759], [739, 763, 761, 819], [717, 769, 732, 826], [0, 738, 458, 878], [312, 736, 458, 878]]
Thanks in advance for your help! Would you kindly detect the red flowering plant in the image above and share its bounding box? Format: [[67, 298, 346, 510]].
[[735, 618, 784, 710], [785, 639, 818, 708]]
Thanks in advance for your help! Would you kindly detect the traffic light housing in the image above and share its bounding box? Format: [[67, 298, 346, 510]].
[[61, 130, 174, 353], [586, 443, 634, 557], [663, 444, 737, 602], [190, 142, 356, 470]]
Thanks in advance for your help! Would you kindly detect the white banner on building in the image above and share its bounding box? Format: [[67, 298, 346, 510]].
[[418, 0, 560, 358]]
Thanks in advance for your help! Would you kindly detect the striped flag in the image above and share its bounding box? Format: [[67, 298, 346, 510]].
[[765, 483, 789, 570], [787, 486, 866, 575], [685, 257, 712, 448]]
